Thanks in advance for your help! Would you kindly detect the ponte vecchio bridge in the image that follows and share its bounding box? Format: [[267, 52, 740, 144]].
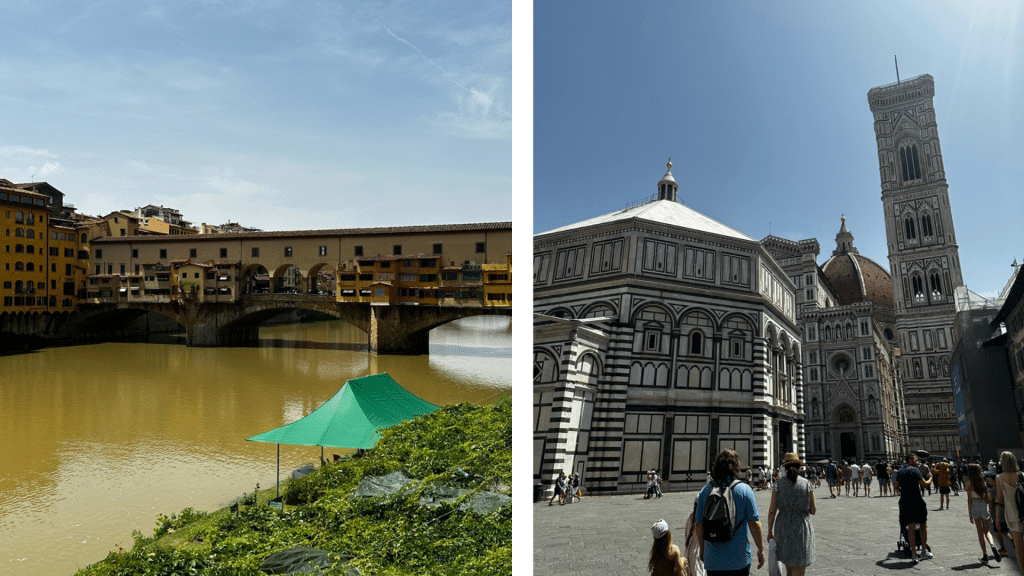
[[76, 222, 511, 353]]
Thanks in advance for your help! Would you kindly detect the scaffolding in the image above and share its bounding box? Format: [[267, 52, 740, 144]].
[[955, 263, 1021, 314]]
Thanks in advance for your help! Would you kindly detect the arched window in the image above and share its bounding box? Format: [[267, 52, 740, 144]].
[[14, 261, 24, 271], [900, 144, 922, 181], [912, 275, 924, 301], [14, 280, 24, 293], [905, 217, 916, 240], [14, 244, 24, 253], [26, 245, 34, 254], [25, 262, 34, 271], [921, 213, 933, 237], [930, 273, 942, 297], [14, 211, 23, 224], [690, 331, 703, 355], [26, 213, 34, 225]]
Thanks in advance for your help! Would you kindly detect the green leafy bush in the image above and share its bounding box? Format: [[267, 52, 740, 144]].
[[76, 398, 511, 576]]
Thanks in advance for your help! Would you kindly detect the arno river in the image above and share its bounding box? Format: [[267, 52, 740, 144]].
[[0, 316, 511, 576]]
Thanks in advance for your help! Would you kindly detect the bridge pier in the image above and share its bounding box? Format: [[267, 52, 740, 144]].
[[369, 305, 430, 355]]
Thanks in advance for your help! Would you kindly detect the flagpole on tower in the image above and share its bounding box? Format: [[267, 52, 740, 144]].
[[895, 54, 900, 84]]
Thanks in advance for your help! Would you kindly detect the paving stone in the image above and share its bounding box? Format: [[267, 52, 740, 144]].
[[535, 486, 1023, 574]]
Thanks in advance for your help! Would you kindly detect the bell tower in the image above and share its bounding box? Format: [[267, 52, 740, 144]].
[[867, 74, 964, 456]]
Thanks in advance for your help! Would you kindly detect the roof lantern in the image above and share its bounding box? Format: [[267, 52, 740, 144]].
[[657, 158, 679, 202]]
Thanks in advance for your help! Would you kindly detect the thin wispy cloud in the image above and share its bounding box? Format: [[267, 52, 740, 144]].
[[384, 26, 512, 120], [0, 1, 511, 229]]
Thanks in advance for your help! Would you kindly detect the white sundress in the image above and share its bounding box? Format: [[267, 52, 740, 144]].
[[999, 475, 1023, 533]]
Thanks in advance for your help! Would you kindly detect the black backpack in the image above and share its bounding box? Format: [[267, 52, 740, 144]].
[[704, 479, 741, 542]]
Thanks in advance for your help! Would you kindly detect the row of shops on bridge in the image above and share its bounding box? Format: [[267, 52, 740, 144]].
[[83, 253, 512, 307]]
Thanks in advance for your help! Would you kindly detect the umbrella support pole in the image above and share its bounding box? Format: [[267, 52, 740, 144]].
[[276, 443, 280, 500]]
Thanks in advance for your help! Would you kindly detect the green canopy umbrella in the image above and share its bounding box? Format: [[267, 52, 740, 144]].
[[246, 372, 441, 497]]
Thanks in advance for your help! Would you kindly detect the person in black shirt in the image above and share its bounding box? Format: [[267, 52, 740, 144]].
[[896, 453, 934, 563], [876, 461, 890, 497]]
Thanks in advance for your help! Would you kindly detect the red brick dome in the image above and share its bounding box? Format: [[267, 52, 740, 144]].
[[822, 252, 893, 309]]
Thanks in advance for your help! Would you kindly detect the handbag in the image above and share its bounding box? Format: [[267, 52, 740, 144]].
[[767, 538, 784, 576]]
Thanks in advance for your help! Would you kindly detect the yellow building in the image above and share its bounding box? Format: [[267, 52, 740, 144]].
[[335, 253, 512, 307], [47, 223, 87, 311], [1, 184, 53, 312], [481, 253, 512, 307], [103, 211, 141, 237]]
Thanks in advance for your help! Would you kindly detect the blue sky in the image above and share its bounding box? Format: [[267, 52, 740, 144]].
[[534, 1, 1024, 297], [0, 0, 511, 231]]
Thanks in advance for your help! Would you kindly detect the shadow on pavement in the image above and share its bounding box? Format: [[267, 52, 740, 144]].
[[874, 552, 920, 570], [950, 560, 1001, 571]]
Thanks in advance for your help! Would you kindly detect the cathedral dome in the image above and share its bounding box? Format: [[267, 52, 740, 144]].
[[821, 216, 893, 309]]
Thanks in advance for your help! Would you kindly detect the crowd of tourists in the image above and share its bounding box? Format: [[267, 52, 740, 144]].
[[639, 449, 1024, 575], [540, 448, 1024, 574]]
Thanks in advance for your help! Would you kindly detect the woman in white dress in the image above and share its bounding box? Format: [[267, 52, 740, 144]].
[[994, 451, 1024, 569]]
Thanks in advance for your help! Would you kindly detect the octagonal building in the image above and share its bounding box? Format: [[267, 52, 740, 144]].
[[533, 162, 803, 496]]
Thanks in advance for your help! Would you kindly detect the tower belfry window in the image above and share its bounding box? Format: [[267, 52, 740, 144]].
[[930, 273, 942, 297], [921, 213, 933, 237], [899, 144, 922, 182], [912, 275, 925, 301], [905, 217, 916, 240]]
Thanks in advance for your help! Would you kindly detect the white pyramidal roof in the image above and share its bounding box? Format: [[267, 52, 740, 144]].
[[537, 199, 755, 242]]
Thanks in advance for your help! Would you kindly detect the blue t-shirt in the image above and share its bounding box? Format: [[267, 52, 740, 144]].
[[695, 478, 760, 571]]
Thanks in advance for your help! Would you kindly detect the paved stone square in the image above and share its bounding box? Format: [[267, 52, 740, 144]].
[[534, 485, 1023, 575]]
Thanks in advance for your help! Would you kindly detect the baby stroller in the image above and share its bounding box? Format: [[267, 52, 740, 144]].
[[896, 523, 931, 558]]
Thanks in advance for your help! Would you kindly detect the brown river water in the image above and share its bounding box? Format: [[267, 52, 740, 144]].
[[0, 316, 511, 576]]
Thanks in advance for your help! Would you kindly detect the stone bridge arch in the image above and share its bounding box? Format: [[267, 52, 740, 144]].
[[72, 304, 187, 341], [74, 297, 510, 354]]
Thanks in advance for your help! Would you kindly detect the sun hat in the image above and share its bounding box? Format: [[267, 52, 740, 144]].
[[782, 452, 803, 467], [652, 519, 669, 539]]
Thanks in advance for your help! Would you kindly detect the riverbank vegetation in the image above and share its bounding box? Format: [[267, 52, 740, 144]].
[[74, 398, 511, 576]]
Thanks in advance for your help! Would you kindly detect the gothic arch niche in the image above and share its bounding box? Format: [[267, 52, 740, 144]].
[[834, 404, 857, 423]]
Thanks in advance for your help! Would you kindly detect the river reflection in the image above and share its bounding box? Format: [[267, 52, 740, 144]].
[[0, 316, 510, 576]]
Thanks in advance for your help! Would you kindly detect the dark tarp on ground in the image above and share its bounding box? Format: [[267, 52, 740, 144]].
[[354, 472, 511, 514], [260, 546, 359, 575], [247, 373, 442, 449], [353, 470, 413, 497]]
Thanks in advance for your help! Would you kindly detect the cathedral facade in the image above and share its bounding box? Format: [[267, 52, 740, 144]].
[[868, 74, 965, 456], [763, 218, 909, 464], [533, 164, 804, 496]]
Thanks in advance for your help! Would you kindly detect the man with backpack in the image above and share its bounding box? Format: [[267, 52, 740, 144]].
[[695, 448, 765, 575]]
